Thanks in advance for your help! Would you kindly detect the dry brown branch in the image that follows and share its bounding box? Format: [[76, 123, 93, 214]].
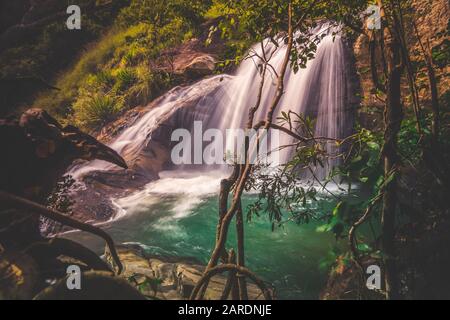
[[0, 191, 123, 274], [348, 193, 384, 271], [190, 264, 273, 300]]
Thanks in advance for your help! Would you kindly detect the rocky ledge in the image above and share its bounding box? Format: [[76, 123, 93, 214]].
[[105, 244, 271, 300]]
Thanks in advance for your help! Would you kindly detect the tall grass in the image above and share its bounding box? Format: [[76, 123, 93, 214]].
[[115, 68, 138, 90]]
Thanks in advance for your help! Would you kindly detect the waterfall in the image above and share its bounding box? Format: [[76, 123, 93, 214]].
[[206, 24, 353, 178], [70, 24, 353, 182]]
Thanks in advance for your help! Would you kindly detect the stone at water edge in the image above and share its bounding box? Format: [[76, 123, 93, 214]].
[[105, 244, 271, 300]]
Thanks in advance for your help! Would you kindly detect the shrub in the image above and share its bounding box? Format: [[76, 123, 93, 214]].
[[72, 92, 122, 129], [115, 68, 138, 90], [95, 70, 115, 88]]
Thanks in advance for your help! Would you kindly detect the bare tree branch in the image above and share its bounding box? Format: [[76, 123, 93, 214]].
[[0, 191, 123, 274]]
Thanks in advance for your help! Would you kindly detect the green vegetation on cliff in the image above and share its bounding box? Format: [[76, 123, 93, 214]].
[[33, 1, 214, 129], [0, 0, 130, 117]]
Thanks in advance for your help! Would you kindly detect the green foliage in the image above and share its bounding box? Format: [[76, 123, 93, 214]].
[[246, 111, 347, 231], [117, 0, 211, 29], [204, 0, 369, 71], [72, 92, 122, 128], [316, 201, 348, 237], [115, 68, 138, 90], [331, 127, 383, 191], [319, 246, 345, 271], [95, 70, 115, 88], [431, 24, 450, 69], [244, 109, 381, 239], [31, 0, 371, 125], [246, 164, 321, 230], [431, 41, 450, 69], [0, 1, 129, 115], [46, 176, 76, 214], [127, 274, 163, 297], [397, 117, 425, 164], [204, 1, 237, 19], [34, 13, 193, 129]]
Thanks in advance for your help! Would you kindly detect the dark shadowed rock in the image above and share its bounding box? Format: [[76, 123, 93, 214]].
[[0, 108, 127, 246]]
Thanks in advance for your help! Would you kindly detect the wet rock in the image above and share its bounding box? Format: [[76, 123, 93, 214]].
[[354, 0, 449, 118], [106, 244, 270, 300], [69, 76, 229, 223]]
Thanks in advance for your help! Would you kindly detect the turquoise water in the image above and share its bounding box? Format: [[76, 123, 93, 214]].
[[65, 172, 344, 299]]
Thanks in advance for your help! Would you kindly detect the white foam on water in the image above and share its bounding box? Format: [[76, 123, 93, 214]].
[[112, 170, 225, 221]]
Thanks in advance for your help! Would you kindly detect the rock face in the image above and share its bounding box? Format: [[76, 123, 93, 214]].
[[410, 0, 450, 98], [354, 0, 449, 124], [174, 52, 217, 78], [106, 244, 270, 300], [156, 38, 218, 80]]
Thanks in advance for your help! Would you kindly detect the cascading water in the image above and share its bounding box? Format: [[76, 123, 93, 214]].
[[206, 24, 353, 178]]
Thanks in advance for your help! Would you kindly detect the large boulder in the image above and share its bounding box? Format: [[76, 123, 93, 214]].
[[156, 38, 218, 80], [174, 53, 217, 78]]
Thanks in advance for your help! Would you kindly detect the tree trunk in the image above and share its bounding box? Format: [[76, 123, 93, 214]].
[[236, 202, 248, 300], [381, 9, 403, 299], [220, 249, 240, 300], [426, 58, 440, 144]]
